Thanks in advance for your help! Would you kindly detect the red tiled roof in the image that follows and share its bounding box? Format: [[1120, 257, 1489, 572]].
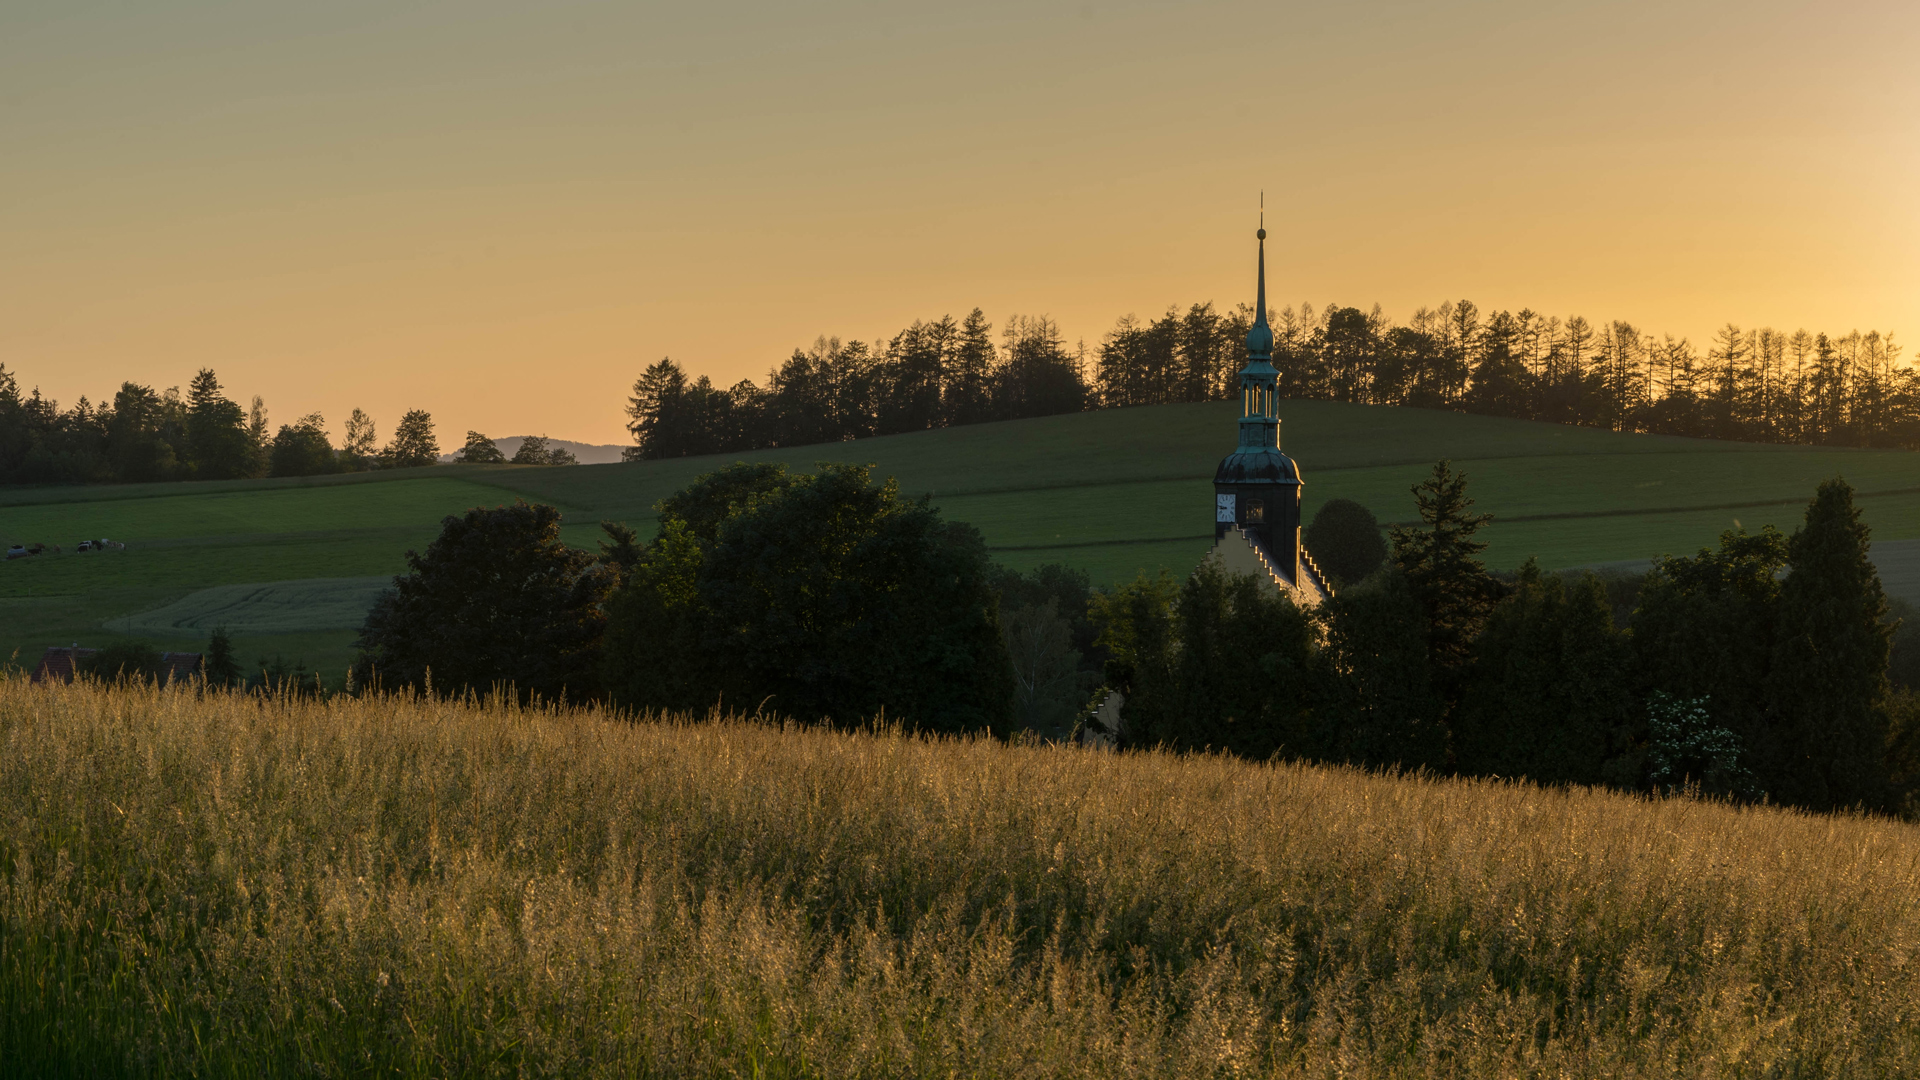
[[30, 647, 204, 685], [29, 647, 91, 684]]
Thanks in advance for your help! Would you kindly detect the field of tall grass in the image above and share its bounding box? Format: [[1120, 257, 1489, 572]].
[[8, 676, 1920, 1077]]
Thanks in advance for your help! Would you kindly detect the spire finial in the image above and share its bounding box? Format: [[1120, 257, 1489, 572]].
[[1255, 192, 1268, 328], [1243, 196, 1276, 361]]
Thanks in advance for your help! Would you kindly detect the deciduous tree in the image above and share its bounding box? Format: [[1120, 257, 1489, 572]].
[[381, 409, 438, 468], [357, 501, 615, 700], [454, 431, 506, 464], [1304, 498, 1388, 587], [602, 463, 1013, 732]]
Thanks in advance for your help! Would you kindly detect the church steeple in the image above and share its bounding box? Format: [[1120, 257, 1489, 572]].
[[1209, 207, 1322, 605], [1237, 216, 1280, 450]]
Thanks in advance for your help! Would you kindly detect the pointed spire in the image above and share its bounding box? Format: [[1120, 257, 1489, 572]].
[[1256, 191, 1268, 327], [1244, 195, 1275, 361]]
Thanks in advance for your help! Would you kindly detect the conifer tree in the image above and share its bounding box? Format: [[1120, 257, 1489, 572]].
[[944, 309, 997, 426], [184, 368, 252, 480], [624, 358, 689, 460], [204, 627, 242, 688], [1765, 478, 1895, 811], [1389, 460, 1504, 697]]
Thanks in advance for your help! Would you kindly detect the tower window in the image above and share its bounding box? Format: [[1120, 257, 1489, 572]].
[[1245, 499, 1265, 524]]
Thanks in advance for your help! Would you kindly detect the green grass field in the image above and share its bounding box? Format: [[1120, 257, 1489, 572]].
[[4, 400, 1917, 677]]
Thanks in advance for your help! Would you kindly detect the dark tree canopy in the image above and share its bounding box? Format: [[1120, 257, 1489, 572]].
[[454, 431, 506, 464], [1632, 526, 1787, 782], [1454, 563, 1638, 787], [1313, 568, 1447, 771], [1090, 565, 1317, 759], [654, 461, 795, 542], [510, 435, 577, 466], [270, 414, 340, 477], [602, 462, 1014, 733], [204, 628, 243, 688], [1304, 497, 1388, 586], [184, 368, 254, 480], [79, 642, 168, 684], [381, 409, 439, 469], [1765, 478, 1895, 811], [357, 501, 615, 700]]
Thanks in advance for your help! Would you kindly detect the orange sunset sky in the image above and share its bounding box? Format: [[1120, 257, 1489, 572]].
[[4, 1, 1917, 447]]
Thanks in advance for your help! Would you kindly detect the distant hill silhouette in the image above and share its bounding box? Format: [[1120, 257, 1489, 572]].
[[437, 436, 628, 465]]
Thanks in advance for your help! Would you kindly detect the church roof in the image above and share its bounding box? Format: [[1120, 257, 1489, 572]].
[[1214, 445, 1299, 485]]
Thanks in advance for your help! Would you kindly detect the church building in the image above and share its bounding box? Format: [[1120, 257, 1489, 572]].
[[1202, 223, 1333, 607]]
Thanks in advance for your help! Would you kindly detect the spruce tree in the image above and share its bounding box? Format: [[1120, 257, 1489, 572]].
[[183, 368, 252, 480], [204, 627, 242, 688], [945, 309, 997, 426], [1765, 478, 1894, 811], [1389, 460, 1504, 697]]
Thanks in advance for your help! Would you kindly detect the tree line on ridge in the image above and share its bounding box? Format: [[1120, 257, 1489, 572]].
[[0, 366, 440, 484], [6, 296, 1908, 484], [627, 302, 1915, 458]]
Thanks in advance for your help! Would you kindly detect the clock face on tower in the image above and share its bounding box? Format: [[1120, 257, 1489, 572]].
[[1216, 494, 1236, 522]]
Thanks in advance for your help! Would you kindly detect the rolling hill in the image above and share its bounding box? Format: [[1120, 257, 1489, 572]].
[[5, 399, 1918, 680]]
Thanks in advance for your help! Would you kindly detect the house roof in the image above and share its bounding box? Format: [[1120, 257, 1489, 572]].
[[30, 647, 203, 685]]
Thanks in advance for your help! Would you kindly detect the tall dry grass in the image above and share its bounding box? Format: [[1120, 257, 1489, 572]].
[[6, 677, 1920, 1078]]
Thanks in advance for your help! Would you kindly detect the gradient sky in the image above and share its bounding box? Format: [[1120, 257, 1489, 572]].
[[4, 1, 1916, 447]]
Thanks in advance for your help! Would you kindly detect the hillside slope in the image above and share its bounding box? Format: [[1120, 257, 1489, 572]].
[[4, 400, 1917, 676], [9, 680, 1920, 1076]]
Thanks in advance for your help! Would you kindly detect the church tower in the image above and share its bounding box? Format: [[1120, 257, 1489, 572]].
[[1207, 221, 1331, 606]]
